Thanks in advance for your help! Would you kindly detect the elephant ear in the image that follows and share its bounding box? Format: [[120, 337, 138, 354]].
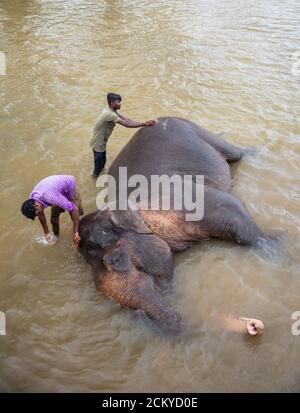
[[109, 209, 152, 234], [102, 247, 132, 273]]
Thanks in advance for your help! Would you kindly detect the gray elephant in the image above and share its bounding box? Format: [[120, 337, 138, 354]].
[[79, 117, 269, 332]]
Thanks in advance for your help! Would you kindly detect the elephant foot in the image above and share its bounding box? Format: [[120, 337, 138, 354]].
[[254, 234, 292, 265], [241, 147, 256, 158]]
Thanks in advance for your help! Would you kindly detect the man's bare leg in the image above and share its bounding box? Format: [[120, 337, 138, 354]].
[[50, 206, 64, 236]]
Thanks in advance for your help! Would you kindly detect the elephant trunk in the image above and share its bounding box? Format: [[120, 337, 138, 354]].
[[137, 286, 181, 333], [96, 270, 181, 333]]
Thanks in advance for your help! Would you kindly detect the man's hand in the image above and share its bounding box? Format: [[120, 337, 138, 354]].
[[145, 119, 157, 126], [70, 207, 80, 249], [117, 118, 157, 128], [73, 232, 81, 249], [46, 232, 57, 245]]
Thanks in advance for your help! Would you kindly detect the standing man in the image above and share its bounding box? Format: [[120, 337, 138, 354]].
[[90, 93, 157, 178], [21, 175, 84, 247]]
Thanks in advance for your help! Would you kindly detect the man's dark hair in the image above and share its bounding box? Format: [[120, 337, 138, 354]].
[[107, 93, 122, 106], [21, 199, 36, 220]]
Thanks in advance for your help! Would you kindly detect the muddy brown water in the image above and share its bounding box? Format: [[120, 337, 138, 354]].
[[0, 0, 300, 392]]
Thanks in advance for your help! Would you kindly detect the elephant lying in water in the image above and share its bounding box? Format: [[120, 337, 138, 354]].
[[79, 117, 268, 332]]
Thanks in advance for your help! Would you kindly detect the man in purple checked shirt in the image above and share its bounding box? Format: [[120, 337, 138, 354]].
[[21, 175, 84, 248]]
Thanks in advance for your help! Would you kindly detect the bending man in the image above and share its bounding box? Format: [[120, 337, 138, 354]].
[[21, 175, 84, 247]]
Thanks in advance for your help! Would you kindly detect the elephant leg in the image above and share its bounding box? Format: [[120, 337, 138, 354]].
[[202, 187, 267, 246], [191, 122, 244, 162], [204, 133, 243, 162], [96, 270, 180, 332]]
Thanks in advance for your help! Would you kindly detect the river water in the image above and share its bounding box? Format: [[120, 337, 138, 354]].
[[0, 0, 300, 392]]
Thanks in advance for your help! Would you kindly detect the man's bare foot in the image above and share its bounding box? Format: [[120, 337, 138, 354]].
[[221, 316, 264, 336]]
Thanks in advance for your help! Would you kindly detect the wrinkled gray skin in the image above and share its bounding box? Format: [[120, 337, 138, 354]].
[[79, 117, 268, 332]]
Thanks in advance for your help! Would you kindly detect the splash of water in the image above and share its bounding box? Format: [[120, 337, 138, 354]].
[[160, 119, 168, 130], [34, 232, 57, 246]]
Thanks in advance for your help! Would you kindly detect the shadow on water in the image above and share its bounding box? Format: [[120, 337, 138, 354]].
[[242, 331, 264, 350]]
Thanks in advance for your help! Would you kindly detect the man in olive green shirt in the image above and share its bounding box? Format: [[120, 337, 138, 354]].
[[90, 93, 157, 177]]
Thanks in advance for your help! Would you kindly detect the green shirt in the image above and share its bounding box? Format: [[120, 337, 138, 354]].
[[90, 108, 120, 152]]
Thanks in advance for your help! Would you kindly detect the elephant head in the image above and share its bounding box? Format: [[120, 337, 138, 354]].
[[78, 208, 180, 332]]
